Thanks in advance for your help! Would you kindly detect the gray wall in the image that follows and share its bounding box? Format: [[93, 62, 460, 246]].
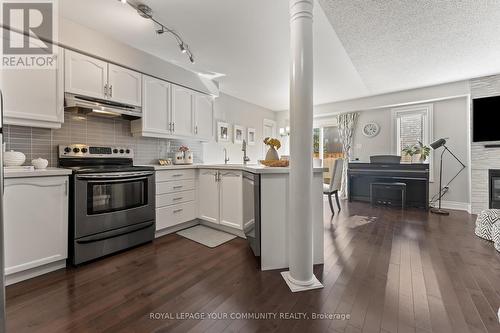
[[352, 98, 469, 204], [203, 93, 277, 164]]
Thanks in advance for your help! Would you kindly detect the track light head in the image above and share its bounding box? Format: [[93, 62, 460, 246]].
[[179, 43, 187, 54], [119, 0, 127, 4], [137, 4, 152, 18], [189, 54, 195, 64], [156, 28, 165, 34]]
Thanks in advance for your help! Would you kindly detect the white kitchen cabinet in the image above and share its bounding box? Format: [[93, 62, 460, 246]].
[[171, 85, 194, 137], [108, 64, 142, 106], [65, 50, 108, 99], [2, 46, 64, 129], [132, 75, 171, 137], [4, 176, 68, 283], [65, 50, 141, 106], [155, 169, 197, 232], [219, 171, 243, 229], [198, 169, 244, 230], [198, 169, 219, 224], [194, 93, 214, 141]]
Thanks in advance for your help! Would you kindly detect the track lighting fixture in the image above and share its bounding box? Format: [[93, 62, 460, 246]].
[[118, 1, 195, 64], [179, 43, 187, 54]]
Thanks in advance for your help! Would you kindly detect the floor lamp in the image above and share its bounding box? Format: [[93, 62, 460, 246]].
[[429, 138, 466, 215]]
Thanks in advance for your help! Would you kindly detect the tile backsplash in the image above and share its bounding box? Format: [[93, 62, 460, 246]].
[[4, 112, 203, 167]]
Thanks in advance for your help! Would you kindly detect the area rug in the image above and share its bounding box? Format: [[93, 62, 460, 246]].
[[176, 225, 237, 248]]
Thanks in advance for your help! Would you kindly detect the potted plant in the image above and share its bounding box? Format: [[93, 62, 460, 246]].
[[402, 145, 417, 163], [416, 141, 431, 163], [263, 137, 281, 160]]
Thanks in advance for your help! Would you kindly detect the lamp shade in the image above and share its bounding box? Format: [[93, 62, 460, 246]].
[[430, 138, 447, 149]]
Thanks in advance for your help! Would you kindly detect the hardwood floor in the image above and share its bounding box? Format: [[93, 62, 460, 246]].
[[6, 201, 500, 332]]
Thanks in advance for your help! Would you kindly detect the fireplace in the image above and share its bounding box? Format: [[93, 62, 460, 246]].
[[489, 170, 500, 208]]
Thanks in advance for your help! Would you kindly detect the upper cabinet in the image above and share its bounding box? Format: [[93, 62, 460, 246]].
[[171, 85, 194, 137], [108, 64, 142, 106], [194, 93, 214, 141], [64, 50, 107, 99], [132, 75, 171, 138], [2, 46, 64, 129], [64, 50, 141, 106], [132, 78, 214, 141]]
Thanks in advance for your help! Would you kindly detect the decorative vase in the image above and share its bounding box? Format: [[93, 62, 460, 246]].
[[4, 150, 26, 166], [31, 158, 49, 169], [265, 146, 279, 161]]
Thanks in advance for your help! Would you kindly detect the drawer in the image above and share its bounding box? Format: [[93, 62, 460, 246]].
[[157, 190, 196, 208], [156, 169, 195, 182], [156, 201, 196, 230], [156, 179, 195, 194]]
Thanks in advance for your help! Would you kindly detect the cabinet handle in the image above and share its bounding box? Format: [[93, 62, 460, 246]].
[[172, 123, 175, 132], [104, 84, 108, 97], [172, 174, 183, 177], [109, 85, 113, 98], [173, 185, 183, 189], [173, 197, 183, 201], [173, 208, 183, 213], [195, 126, 198, 135]]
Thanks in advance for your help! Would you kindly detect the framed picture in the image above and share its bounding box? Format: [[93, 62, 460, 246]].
[[234, 125, 245, 144], [247, 128, 256, 145], [217, 122, 230, 142]]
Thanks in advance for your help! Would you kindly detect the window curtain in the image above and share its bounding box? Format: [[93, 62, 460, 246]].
[[337, 112, 359, 199]]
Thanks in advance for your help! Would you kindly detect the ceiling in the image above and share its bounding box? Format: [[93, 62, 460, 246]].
[[60, 0, 500, 111]]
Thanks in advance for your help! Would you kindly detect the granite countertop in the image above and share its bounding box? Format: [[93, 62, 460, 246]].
[[4, 167, 73, 178], [139, 163, 327, 174]]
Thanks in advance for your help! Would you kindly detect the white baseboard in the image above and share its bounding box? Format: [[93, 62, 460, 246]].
[[433, 200, 471, 213], [6, 259, 66, 286]]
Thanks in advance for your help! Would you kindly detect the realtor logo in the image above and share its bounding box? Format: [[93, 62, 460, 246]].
[[1, 0, 58, 69]]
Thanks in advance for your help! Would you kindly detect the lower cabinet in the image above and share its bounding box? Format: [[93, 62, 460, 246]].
[[198, 169, 243, 230], [155, 170, 197, 231], [4, 176, 69, 283]]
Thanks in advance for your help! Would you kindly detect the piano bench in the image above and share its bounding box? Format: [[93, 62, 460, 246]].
[[370, 182, 407, 209]]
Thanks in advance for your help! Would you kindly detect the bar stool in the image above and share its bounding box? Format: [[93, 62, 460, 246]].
[[370, 182, 407, 209]]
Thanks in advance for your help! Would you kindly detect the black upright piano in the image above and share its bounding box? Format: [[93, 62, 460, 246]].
[[348, 159, 429, 210]]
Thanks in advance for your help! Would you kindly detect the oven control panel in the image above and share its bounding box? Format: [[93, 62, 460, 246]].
[[59, 144, 134, 158]]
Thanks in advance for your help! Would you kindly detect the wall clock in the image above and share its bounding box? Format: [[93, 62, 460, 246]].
[[362, 122, 380, 137]]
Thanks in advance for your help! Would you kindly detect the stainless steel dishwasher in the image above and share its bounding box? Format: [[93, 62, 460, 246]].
[[242, 171, 260, 259]]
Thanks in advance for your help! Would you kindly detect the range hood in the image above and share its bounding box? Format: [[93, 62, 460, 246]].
[[64, 93, 142, 120]]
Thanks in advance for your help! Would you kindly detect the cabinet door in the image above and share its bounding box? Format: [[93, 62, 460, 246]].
[[108, 64, 142, 106], [4, 177, 68, 275], [198, 170, 219, 224], [194, 94, 214, 141], [142, 75, 171, 135], [171, 85, 194, 137], [2, 46, 64, 128], [220, 171, 243, 230], [64, 50, 107, 99]]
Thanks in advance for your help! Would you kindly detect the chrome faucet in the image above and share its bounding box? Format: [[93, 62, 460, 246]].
[[224, 148, 230, 164], [242, 139, 250, 164]]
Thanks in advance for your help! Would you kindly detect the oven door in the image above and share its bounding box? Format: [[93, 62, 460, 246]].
[[74, 171, 155, 238]]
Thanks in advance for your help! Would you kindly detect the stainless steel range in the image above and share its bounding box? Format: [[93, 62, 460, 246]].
[[59, 144, 155, 265]]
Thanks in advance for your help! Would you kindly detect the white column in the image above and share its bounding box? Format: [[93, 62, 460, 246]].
[[281, 0, 323, 292]]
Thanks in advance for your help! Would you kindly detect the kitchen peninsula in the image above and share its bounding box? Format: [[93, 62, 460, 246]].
[[147, 164, 325, 271]]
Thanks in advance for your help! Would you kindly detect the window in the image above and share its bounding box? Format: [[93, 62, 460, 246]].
[[391, 104, 433, 180], [313, 123, 344, 184]]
